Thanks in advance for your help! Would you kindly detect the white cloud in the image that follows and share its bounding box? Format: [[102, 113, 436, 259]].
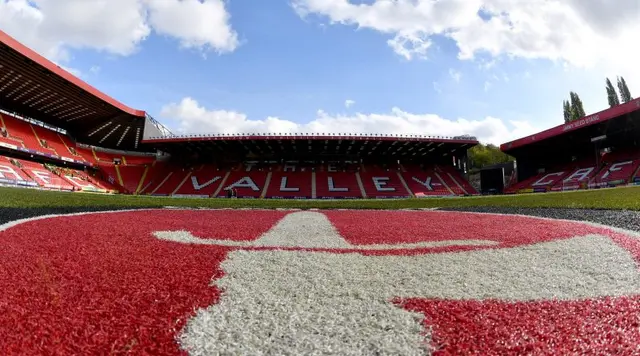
[[159, 97, 539, 145], [291, 0, 640, 83], [386, 31, 432, 60], [449, 69, 462, 83], [483, 81, 492, 92], [160, 98, 298, 135], [0, 0, 238, 63], [146, 0, 239, 54], [344, 99, 355, 108], [56, 63, 81, 77], [433, 82, 441, 94], [89, 65, 101, 74]]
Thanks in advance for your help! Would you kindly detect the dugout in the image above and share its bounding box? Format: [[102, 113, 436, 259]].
[[479, 162, 516, 194]]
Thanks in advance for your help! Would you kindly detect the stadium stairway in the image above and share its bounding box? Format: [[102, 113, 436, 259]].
[[135, 165, 151, 194], [97, 164, 128, 193], [217, 170, 268, 198], [147, 168, 181, 195], [551, 163, 598, 191], [116, 165, 147, 194], [315, 171, 363, 199], [358, 166, 412, 198], [442, 166, 478, 195], [591, 158, 640, 187], [16, 159, 74, 190], [173, 165, 226, 197], [0, 135, 25, 149], [266, 170, 313, 199], [0, 116, 27, 149], [30, 125, 72, 159], [94, 149, 124, 164], [57, 133, 88, 161], [55, 167, 104, 191], [432, 166, 464, 195], [2, 114, 58, 155], [0, 156, 35, 184], [402, 166, 454, 197], [505, 168, 571, 194], [122, 155, 156, 166]]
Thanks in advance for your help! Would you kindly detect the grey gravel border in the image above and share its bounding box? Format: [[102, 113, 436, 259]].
[[0, 207, 147, 226], [439, 207, 640, 233]]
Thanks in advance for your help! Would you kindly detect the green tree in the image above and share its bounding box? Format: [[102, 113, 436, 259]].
[[563, 100, 572, 123], [569, 91, 585, 121], [606, 78, 620, 107], [468, 143, 514, 170], [617, 76, 632, 103]]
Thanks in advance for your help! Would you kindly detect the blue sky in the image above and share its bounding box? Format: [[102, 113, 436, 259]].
[[0, 0, 638, 145]]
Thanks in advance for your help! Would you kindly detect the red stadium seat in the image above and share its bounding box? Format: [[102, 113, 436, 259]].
[[266, 168, 313, 199], [359, 166, 411, 198], [173, 165, 225, 197], [16, 159, 74, 190], [592, 159, 640, 187], [505, 165, 572, 193], [217, 169, 268, 199], [30, 125, 76, 159], [56, 168, 103, 191], [94, 149, 123, 164], [123, 155, 156, 166], [116, 165, 147, 194], [401, 166, 453, 196], [551, 165, 597, 191], [0, 156, 35, 185], [315, 171, 363, 199], [1, 114, 58, 155], [441, 165, 479, 195], [0, 135, 25, 150], [149, 168, 192, 196]]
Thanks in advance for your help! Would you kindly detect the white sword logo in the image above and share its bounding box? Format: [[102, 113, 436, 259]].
[[155, 212, 640, 355]]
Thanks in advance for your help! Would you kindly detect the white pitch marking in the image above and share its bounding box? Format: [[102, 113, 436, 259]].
[[179, 233, 640, 356], [153, 211, 498, 250]]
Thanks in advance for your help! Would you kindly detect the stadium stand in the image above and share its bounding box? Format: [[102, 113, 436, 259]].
[[441, 165, 479, 195], [18, 160, 74, 191], [502, 96, 640, 193], [115, 164, 148, 194], [0, 154, 110, 191], [0, 156, 37, 187], [34, 128, 74, 158], [216, 169, 269, 199], [401, 165, 453, 197], [0, 29, 478, 198], [148, 167, 191, 196], [315, 163, 363, 199], [172, 165, 224, 197], [1, 114, 58, 155], [266, 164, 314, 199], [94, 149, 124, 164], [359, 165, 412, 198]]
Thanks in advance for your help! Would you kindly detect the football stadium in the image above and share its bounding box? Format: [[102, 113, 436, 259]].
[[2, 18, 640, 356]]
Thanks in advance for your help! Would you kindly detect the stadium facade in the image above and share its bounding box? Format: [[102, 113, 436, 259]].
[[0, 30, 479, 198]]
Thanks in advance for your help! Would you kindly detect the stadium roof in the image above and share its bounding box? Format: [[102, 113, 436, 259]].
[[142, 134, 478, 162], [501, 97, 640, 156], [0, 30, 152, 151]]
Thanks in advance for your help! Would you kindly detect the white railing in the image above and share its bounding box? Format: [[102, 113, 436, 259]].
[[144, 133, 478, 141]]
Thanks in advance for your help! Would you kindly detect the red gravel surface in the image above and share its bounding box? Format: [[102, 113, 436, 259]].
[[0, 210, 286, 355], [1, 209, 639, 354]]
